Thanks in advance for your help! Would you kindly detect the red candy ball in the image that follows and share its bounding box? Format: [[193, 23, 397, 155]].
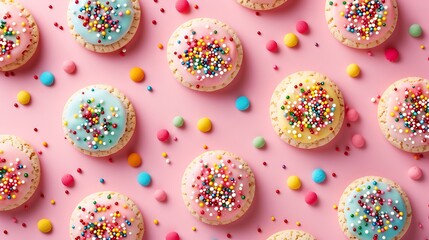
[[175, 0, 190, 13], [305, 191, 318, 205], [166, 232, 180, 240], [61, 174, 75, 187], [351, 134, 365, 148], [296, 20, 309, 34], [266, 40, 278, 52], [157, 129, 170, 142], [385, 47, 399, 62]]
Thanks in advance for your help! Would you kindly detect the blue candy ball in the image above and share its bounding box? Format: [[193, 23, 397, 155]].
[[40, 71, 55, 86], [137, 172, 152, 186], [312, 168, 327, 184], [235, 96, 250, 111]]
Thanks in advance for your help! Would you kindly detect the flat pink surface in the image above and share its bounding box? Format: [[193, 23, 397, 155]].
[[0, 0, 428, 239]]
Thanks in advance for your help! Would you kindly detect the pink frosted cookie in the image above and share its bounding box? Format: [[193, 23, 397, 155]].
[[69, 191, 144, 239], [167, 18, 243, 92], [378, 77, 429, 153], [266, 230, 317, 240], [0, 135, 40, 211], [325, 0, 399, 49], [0, 0, 39, 71], [181, 150, 255, 225], [236, 0, 288, 10]]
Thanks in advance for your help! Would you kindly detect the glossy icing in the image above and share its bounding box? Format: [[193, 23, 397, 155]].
[[63, 87, 127, 152], [170, 20, 239, 88], [329, 0, 395, 44], [344, 180, 407, 239], [0, 2, 32, 67], [68, 0, 134, 45]]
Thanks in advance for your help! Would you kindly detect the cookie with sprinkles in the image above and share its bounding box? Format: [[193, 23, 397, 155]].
[[338, 176, 412, 240], [69, 191, 144, 240], [167, 18, 243, 92], [378, 77, 429, 153], [325, 0, 398, 49], [0, 0, 39, 71], [270, 71, 345, 149], [67, 0, 141, 53], [236, 0, 288, 10], [266, 229, 317, 240], [62, 85, 136, 157], [181, 150, 255, 225], [0, 135, 41, 211]]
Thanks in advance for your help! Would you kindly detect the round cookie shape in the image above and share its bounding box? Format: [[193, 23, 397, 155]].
[[266, 229, 317, 240], [181, 150, 255, 225], [69, 191, 144, 239], [0, 135, 40, 211], [0, 0, 39, 71], [62, 85, 136, 157], [67, 0, 141, 53], [325, 0, 399, 49], [338, 176, 412, 240], [236, 0, 288, 10], [270, 71, 345, 149], [378, 77, 429, 153], [167, 18, 243, 92]]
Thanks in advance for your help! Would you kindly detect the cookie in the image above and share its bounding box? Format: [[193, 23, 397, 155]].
[[69, 191, 144, 239], [62, 84, 136, 157], [0, 0, 39, 71], [378, 77, 429, 153], [338, 176, 412, 240], [266, 230, 317, 240], [167, 18, 243, 92], [325, 0, 399, 49], [67, 0, 141, 53], [270, 71, 345, 149], [236, 0, 288, 10], [0, 135, 40, 211], [181, 150, 255, 225]]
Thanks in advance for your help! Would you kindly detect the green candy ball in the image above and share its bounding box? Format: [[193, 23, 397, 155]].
[[409, 24, 423, 38], [173, 116, 184, 128], [253, 136, 266, 149]]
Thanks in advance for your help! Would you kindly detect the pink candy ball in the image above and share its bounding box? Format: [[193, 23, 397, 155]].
[[346, 108, 359, 122], [61, 174, 75, 187], [305, 191, 318, 205], [351, 134, 365, 148], [62, 60, 76, 74], [385, 48, 399, 62], [266, 40, 278, 52], [296, 20, 309, 34], [408, 166, 423, 181], [157, 129, 170, 142], [166, 232, 180, 240], [175, 0, 190, 13], [154, 189, 167, 202]]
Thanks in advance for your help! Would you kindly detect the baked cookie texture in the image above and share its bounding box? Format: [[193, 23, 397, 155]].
[[236, 0, 288, 10], [266, 229, 317, 240]]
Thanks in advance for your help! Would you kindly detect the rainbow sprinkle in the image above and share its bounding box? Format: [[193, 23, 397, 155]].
[[0, 158, 28, 201], [0, 12, 25, 62]]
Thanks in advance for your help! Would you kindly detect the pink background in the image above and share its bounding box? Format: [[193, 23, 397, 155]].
[[0, 0, 428, 239]]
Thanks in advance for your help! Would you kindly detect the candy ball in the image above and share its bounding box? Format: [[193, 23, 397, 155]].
[[287, 176, 301, 190], [173, 116, 184, 128], [154, 189, 167, 202], [266, 40, 278, 52], [351, 134, 365, 148], [346, 108, 359, 122], [197, 117, 212, 133], [175, 0, 190, 13], [235, 96, 250, 111], [252, 136, 266, 149], [312, 168, 326, 184], [129, 67, 145, 82], [408, 166, 423, 181], [346, 64, 360, 78], [166, 232, 180, 240], [305, 192, 318, 205], [409, 24, 423, 38], [283, 33, 299, 48], [137, 172, 152, 186], [40, 71, 55, 86], [37, 219, 53, 233], [62, 60, 76, 74], [296, 20, 309, 34], [128, 152, 142, 167], [17, 90, 31, 105], [61, 174, 75, 187], [385, 48, 399, 62], [157, 129, 170, 142]]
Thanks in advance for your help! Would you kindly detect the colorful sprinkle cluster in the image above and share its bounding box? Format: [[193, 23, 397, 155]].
[[64, 93, 122, 150], [340, 0, 389, 41], [347, 181, 405, 239], [0, 12, 26, 62], [0, 158, 28, 201], [72, 195, 134, 239], [389, 84, 429, 145], [191, 156, 245, 219], [174, 28, 233, 81], [281, 80, 337, 140], [75, 0, 132, 43]]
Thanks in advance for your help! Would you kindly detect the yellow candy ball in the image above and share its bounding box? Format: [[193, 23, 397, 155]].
[[17, 90, 31, 105], [129, 67, 145, 82], [287, 175, 302, 190], [283, 33, 299, 48], [197, 117, 212, 133], [127, 152, 142, 168], [346, 64, 360, 78], [37, 218, 53, 233]]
